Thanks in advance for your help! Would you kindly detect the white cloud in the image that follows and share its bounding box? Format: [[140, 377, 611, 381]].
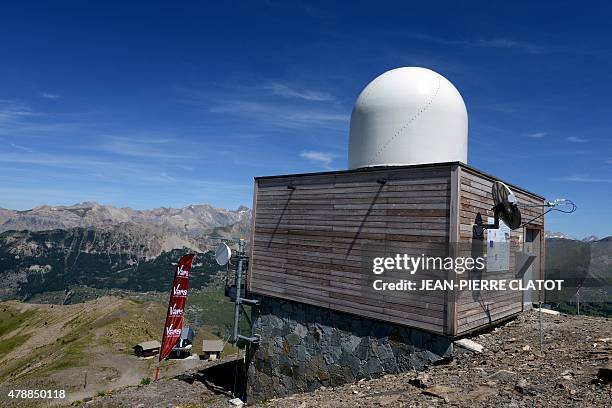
[[0, 152, 115, 169], [527, 132, 547, 138], [264, 82, 334, 102], [10, 143, 34, 153], [209, 100, 349, 129], [40, 92, 60, 100], [97, 135, 196, 159], [555, 176, 612, 183], [0, 100, 84, 138], [567, 136, 588, 143], [300, 151, 338, 169], [407, 33, 546, 54], [0, 150, 188, 187], [0, 101, 40, 124], [467, 38, 545, 53], [141, 172, 176, 183], [284, 111, 348, 122], [179, 81, 347, 130]]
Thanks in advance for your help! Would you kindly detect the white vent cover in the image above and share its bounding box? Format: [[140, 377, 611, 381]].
[[348, 67, 468, 169]]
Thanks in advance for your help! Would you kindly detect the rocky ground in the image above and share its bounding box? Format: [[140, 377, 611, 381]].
[[256, 310, 611, 407], [77, 310, 611, 407], [74, 377, 229, 408]]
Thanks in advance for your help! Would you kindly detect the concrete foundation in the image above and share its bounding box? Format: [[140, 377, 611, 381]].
[[246, 296, 453, 401]]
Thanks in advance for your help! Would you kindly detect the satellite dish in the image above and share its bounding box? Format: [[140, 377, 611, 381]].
[[473, 181, 523, 237], [215, 243, 232, 266], [491, 181, 522, 230]]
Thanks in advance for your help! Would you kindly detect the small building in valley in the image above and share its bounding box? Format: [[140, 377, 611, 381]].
[[134, 340, 161, 357], [201, 339, 224, 361]]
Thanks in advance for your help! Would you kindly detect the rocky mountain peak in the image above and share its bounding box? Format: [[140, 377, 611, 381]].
[[0, 201, 251, 236]]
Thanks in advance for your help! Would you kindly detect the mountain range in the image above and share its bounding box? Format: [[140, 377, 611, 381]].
[[544, 231, 604, 242], [0, 201, 250, 236], [0, 202, 252, 301]]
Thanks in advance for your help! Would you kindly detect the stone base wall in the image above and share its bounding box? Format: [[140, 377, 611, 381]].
[[246, 296, 453, 402]]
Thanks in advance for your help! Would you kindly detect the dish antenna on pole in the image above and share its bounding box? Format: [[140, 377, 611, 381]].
[[474, 181, 522, 236], [215, 242, 232, 266], [216, 239, 260, 345]]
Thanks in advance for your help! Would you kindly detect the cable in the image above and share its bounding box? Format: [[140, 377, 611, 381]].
[[520, 207, 554, 228], [519, 199, 576, 228]]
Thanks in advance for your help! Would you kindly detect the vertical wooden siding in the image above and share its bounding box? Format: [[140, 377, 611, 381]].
[[456, 167, 545, 334], [249, 166, 452, 335]]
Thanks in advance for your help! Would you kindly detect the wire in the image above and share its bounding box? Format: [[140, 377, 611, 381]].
[[518, 203, 551, 208], [519, 199, 577, 227], [520, 208, 554, 228], [551, 199, 577, 214]]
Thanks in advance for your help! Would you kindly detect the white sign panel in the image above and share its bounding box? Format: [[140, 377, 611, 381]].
[[486, 217, 510, 271]]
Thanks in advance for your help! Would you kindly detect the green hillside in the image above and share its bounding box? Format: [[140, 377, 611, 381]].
[[0, 227, 223, 301]]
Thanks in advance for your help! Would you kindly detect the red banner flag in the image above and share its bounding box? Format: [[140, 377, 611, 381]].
[[159, 253, 195, 363]]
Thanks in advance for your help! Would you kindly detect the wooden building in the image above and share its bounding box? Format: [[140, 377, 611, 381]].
[[134, 340, 161, 357], [201, 340, 224, 361], [247, 162, 545, 337]]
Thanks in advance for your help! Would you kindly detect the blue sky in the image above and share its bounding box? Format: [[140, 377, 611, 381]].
[[0, 1, 610, 238]]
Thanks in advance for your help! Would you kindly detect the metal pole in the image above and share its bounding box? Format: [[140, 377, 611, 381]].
[[538, 301, 543, 354], [232, 239, 244, 343], [576, 289, 580, 316]]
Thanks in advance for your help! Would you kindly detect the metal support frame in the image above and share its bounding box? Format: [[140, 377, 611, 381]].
[[229, 238, 260, 345], [473, 203, 503, 238]]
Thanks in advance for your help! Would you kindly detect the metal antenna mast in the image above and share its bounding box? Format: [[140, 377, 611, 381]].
[[231, 238, 260, 344], [215, 238, 260, 345]]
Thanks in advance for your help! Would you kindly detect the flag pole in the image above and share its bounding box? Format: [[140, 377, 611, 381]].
[[156, 253, 196, 384]]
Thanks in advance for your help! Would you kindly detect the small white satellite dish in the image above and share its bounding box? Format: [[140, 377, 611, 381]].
[[215, 242, 232, 266]]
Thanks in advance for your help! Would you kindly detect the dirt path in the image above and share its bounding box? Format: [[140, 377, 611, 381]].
[[75, 377, 229, 408], [64, 354, 150, 404], [1, 298, 124, 371], [0, 297, 164, 405]]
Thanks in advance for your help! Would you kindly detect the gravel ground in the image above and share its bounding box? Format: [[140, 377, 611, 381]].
[[78, 310, 611, 407], [75, 377, 229, 408], [256, 311, 611, 407]]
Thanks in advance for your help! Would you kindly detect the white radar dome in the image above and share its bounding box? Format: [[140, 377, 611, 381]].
[[348, 67, 468, 169]]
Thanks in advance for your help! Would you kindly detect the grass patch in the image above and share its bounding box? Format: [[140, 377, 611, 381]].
[[188, 290, 236, 329], [0, 334, 30, 356], [0, 337, 59, 383], [0, 307, 36, 336], [185, 289, 246, 356], [101, 302, 166, 354], [140, 377, 151, 385], [41, 333, 92, 373]]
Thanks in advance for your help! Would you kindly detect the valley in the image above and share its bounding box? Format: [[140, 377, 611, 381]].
[[0, 291, 239, 407]]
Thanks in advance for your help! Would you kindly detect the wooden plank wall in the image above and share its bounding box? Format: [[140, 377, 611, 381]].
[[456, 167, 545, 334], [249, 166, 453, 335]]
